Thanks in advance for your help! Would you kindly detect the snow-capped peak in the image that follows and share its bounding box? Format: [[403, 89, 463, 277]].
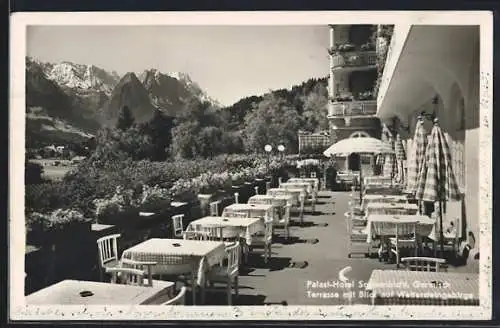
[[45, 61, 119, 95]]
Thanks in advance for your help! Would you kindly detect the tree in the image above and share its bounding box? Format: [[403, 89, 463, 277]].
[[243, 93, 301, 153], [301, 83, 329, 132], [116, 105, 135, 131], [140, 110, 174, 161]]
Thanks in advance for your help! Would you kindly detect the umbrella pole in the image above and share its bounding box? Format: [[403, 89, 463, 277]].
[[359, 164, 363, 205], [439, 199, 445, 256]]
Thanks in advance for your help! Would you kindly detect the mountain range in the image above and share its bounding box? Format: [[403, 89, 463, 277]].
[[25, 57, 221, 147]]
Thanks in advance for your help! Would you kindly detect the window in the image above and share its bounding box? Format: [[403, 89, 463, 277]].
[[349, 131, 370, 138]]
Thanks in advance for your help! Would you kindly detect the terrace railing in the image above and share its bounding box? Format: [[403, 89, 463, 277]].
[[328, 100, 377, 117], [331, 51, 377, 69]]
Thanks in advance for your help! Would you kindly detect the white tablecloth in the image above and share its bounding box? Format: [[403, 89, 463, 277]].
[[26, 279, 175, 305], [122, 238, 225, 283], [365, 214, 435, 243], [187, 216, 263, 245], [287, 178, 319, 191], [222, 203, 275, 221], [365, 202, 419, 216], [248, 194, 293, 207], [267, 188, 300, 205], [362, 194, 408, 208], [280, 182, 311, 194], [366, 270, 479, 305]]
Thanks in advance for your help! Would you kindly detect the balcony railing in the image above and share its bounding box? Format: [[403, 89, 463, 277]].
[[328, 100, 377, 117], [331, 51, 377, 69]]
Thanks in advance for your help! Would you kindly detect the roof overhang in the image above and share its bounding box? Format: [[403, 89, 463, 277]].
[[377, 25, 479, 125]]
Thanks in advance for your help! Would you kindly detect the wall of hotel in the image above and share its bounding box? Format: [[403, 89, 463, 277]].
[[396, 42, 479, 246]]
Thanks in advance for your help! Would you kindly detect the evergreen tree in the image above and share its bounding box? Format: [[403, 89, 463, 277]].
[[116, 105, 135, 131]]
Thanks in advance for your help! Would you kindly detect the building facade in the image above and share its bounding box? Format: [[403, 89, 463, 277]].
[[376, 25, 481, 251], [327, 25, 381, 175]]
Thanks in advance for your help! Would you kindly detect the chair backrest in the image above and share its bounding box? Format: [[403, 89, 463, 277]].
[[234, 192, 239, 204], [254, 186, 259, 195], [171, 214, 184, 236], [224, 211, 249, 218], [106, 267, 145, 286], [225, 243, 240, 276], [96, 234, 121, 267], [120, 258, 157, 286], [183, 230, 209, 241], [209, 201, 220, 216], [163, 286, 187, 305], [401, 257, 447, 272], [202, 226, 223, 241], [393, 221, 418, 240]]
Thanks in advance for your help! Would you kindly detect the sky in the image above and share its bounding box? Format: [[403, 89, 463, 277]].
[[27, 25, 330, 106]]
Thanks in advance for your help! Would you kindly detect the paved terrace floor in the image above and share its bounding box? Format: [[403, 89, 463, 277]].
[[194, 191, 478, 306]]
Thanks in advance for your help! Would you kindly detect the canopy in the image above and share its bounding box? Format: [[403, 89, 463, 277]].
[[323, 137, 395, 157]]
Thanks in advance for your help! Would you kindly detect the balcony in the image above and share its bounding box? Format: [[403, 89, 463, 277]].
[[328, 100, 377, 117], [331, 51, 377, 70]]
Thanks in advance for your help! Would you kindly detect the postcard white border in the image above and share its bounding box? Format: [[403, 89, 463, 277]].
[[10, 11, 493, 321]]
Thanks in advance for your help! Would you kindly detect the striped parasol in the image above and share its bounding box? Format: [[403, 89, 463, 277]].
[[406, 117, 428, 194], [382, 137, 395, 178], [415, 118, 462, 254], [394, 134, 407, 184]]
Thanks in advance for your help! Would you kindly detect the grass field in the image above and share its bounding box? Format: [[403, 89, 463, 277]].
[[31, 159, 76, 181]]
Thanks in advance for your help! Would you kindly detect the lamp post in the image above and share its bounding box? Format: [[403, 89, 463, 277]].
[[264, 144, 273, 176], [277, 144, 285, 161]]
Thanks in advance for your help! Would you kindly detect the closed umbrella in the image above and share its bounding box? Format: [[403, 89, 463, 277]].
[[324, 137, 395, 203], [382, 136, 395, 178], [415, 118, 462, 254], [394, 134, 407, 184], [406, 116, 428, 195]]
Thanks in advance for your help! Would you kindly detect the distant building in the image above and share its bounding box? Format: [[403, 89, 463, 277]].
[[327, 24, 381, 175], [298, 131, 331, 155]]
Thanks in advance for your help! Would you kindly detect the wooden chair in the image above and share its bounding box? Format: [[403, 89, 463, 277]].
[[401, 257, 447, 272], [183, 230, 210, 241], [106, 267, 145, 286], [209, 201, 220, 216], [96, 234, 121, 282], [274, 204, 291, 240], [206, 243, 240, 305], [171, 214, 184, 238], [345, 211, 369, 258], [389, 222, 419, 268], [120, 258, 157, 286], [249, 218, 273, 263], [162, 286, 187, 305]]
